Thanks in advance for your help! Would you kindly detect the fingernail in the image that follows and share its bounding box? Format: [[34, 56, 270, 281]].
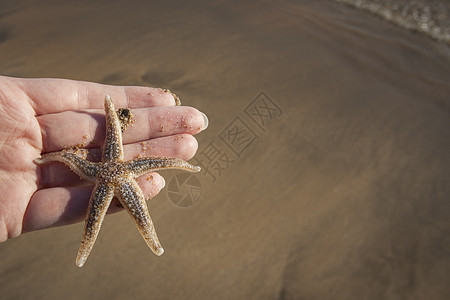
[[161, 176, 166, 189], [200, 112, 209, 130]]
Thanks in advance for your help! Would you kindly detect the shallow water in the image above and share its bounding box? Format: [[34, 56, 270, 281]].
[[335, 0, 450, 42], [0, 0, 449, 299]]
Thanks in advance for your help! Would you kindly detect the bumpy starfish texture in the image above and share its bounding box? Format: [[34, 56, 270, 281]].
[[35, 95, 200, 267]]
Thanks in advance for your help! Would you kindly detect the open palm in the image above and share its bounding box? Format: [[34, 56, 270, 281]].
[[0, 76, 206, 241]]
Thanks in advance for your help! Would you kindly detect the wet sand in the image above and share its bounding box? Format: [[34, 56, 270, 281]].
[[1, 0, 450, 299]]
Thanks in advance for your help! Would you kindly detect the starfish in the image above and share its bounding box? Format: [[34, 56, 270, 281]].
[[35, 95, 200, 267]]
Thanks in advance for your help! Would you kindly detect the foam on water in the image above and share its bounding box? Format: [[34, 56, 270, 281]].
[[335, 0, 450, 42]]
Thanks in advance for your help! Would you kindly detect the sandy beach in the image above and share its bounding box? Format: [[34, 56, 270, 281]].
[[1, 0, 449, 299]]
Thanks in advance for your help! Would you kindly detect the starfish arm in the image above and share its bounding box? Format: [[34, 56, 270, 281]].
[[116, 108, 134, 132], [124, 157, 201, 178], [102, 95, 125, 162], [76, 181, 115, 267], [34, 151, 100, 182], [116, 179, 164, 256], [168, 90, 181, 106]]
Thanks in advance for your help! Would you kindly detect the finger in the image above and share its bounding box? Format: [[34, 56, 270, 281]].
[[23, 173, 166, 233], [38, 106, 206, 153], [7, 77, 179, 115], [38, 134, 198, 188]]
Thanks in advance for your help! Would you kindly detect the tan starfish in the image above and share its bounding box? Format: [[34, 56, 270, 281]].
[[35, 95, 200, 267]]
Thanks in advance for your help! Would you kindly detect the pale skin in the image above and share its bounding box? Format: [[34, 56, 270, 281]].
[[0, 75, 207, 242]]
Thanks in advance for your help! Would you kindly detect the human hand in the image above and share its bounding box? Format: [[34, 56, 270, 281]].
[[0, 76, 207, 241]]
